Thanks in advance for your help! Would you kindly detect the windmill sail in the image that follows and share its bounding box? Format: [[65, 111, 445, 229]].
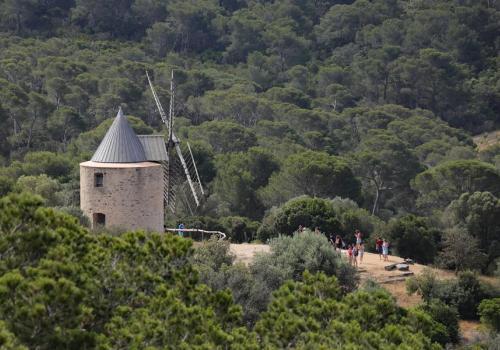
[[187, 142, 204, 196], [147, 70, 204, 214]]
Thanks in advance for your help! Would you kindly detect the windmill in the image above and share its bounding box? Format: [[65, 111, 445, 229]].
[[146, 70, 204, 214]]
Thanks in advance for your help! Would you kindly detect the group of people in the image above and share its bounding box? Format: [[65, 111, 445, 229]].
[[297, 226, 391, 265], [375, 237, 390, 261], [327, 229, 391, 267]]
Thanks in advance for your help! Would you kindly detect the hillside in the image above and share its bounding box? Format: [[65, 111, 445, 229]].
[[230, 242, 454, 307]]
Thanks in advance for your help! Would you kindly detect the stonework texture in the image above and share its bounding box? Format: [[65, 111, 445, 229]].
[[80, 161, 164, 232]]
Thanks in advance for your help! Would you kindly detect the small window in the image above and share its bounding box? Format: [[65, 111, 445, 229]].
[[94, 173, 103, 187], [93, 213, 105, 226]]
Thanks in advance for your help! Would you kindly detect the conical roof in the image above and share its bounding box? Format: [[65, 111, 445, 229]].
[[91, 107, 147, 163]]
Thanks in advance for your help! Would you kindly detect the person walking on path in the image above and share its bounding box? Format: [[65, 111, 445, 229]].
[[375, 237, 383, 260], [347, 245, 353, 265], [382, 239, 389, 262]]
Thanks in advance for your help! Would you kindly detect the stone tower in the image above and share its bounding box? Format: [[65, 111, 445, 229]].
[[80, 107, 165, 232]]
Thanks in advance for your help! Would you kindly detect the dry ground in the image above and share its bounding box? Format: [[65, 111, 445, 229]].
[[473, 130, 500, 151]]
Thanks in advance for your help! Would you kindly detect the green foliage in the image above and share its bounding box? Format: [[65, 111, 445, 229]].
[[418, 300, 460, 344], [0, 320, 27, 350], [261, 151, 361, 207], [353, 129, 422, 215], [258, 196, 340, 239], [255, 271, 442, 349], [21, 152, 73, 180], [258, 196, 381, 243], [193, 236, 234, 271], [0, 193, 251, 349], [478, 298, 500, 332], [187, 121, 257, 153], [443, 191, 500, 273], [252, 231, 358, 293], [15, 174, 62, 206], [407, 269, 497, 320], [193, 238, 269, 326], [212, 147, 278, 219], [413, 160, 500, 213], [386, 215, 439, 264], [437, 227, 488, 272], [219, 216, 260, 243]]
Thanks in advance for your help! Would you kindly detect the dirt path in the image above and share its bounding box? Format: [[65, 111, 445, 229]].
[[230, 243, 270, 265], [229, 243, 455, 307]]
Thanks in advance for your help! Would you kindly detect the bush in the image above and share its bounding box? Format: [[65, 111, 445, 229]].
[[252, 230, 358, 293], [386, 215, 440, 263], [419, 300, 460, 343], [192, 236, 234, 271], [254, 272, 443, 349], [219, 216, 260, 243], [0, 175, 14, 196], [192, 237, 270, 325], [55, 206, 90, 227], [478, 298, 500, 332], [257, 196, 380, 243], [437, 227, 488, 272], [407, 269, 496, 320], [258, 196, 341, 239]]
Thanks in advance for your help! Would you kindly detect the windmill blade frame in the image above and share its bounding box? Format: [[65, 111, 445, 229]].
[[146, 71, 169, 132], [187, 142, 205, 196], [147, 70, 204, 214]]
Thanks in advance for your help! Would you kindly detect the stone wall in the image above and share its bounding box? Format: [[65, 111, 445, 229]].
[[80, 161, 164, 232]]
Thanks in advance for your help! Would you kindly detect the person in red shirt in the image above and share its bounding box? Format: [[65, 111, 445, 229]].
[[347, 245, 353, 265], [375, 237, 383, 260]]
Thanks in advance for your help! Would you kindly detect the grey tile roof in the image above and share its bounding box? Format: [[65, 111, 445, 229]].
[[138, 135, 168, 161], [91, 107, 148, 163]]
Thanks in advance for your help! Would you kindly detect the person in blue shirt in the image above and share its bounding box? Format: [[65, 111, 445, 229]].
[[178, 223, 185, 237]]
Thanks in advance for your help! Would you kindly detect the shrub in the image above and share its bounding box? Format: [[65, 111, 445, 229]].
[[407, 270, 496, 320], [437, 227, 488, 272], [386, 215, 439, 263], [419, 300, 460, 343], [255, 272, 442, 349], [192, 237, 270, 325], [219, 216, 260, 243], [251, 230, 358, 292], [258, 196, 341, 239], [478, 298, 500, 332], [257, 196, 380, 242], [192, 236, 234, 271]]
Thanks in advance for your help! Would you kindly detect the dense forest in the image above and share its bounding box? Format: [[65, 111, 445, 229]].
[[0, 0, 499, 348]]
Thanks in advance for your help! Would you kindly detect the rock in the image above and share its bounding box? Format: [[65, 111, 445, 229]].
[[396, 263, 409, 271], [384, 263, 398, 271], [388, 272, 414, 278], [380, 277, 407, 284]]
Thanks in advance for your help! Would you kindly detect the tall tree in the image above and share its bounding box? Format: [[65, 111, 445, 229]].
[[353, 130, 422, 215], [261, 150, 361, 207], [414, 160, 500, 213]]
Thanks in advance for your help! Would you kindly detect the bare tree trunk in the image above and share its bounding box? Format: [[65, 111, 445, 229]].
[[372, 185, 380, 216], [26, 113, 38, 149]]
